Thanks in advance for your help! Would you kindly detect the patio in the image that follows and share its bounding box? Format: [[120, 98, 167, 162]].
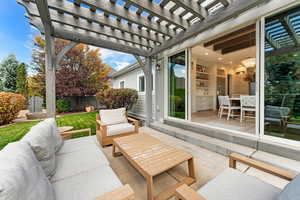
[[6, 0, 299, 199], [101, 126, 291, 199]]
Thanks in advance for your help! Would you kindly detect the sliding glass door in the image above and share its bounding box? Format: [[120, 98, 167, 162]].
[[168, 51, 187, 119], [264, 4, 300, 141]]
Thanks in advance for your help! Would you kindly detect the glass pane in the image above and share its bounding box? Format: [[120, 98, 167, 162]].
[[120, 81, 124, 88], [264, 5, 300, 141], [168, 51, 186, 119], [139, 76, 145, 92]]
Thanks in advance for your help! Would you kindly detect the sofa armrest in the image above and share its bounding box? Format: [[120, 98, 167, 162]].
[[229, 153, 296, 181], [61, 128, 92, 140], [175, 184, 206, 200], [96, 184, 134, 200]]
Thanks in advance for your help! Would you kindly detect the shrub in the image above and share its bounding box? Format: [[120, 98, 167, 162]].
[[56, 99, 71, 113], [0, 92, 26, 125], [96, 88, 138, 110]]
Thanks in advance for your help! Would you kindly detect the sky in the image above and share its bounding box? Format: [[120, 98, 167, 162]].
[[0, 1, 136, 73]]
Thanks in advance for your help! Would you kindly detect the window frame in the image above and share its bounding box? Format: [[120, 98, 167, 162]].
[[119, 80, 125, 88]]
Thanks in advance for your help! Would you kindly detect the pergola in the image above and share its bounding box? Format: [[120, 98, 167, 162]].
[[18, 0, 269, 125]]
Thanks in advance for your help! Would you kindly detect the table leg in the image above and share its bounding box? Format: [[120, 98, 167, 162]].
[[188, 158, 196, 179], [112, 144, 122, 157], [146, 176, 154, 200], [112, 143, 116, 157]]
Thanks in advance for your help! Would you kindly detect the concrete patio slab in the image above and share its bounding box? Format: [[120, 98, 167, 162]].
[[99, 127, 294, 199]]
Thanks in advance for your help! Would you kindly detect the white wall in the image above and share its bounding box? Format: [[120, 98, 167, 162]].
[[112, 67, 156, 119]]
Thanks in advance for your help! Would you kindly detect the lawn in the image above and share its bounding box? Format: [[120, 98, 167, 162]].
[[0, 111, 97, 150]]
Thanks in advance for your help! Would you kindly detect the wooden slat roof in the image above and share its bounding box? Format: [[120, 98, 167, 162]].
[[18, 0, 269, 57], [265, 5, 300, 54]]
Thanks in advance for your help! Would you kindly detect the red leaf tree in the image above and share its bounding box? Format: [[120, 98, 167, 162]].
[[30, 36, 112, 100]]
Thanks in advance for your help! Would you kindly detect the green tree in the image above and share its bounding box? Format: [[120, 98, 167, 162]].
[[16, 63, 28, 98], [1, 54, 19, 92]]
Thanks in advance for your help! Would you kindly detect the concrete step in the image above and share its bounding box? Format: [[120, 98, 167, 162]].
[[150, 122, 256, 157], [150, 122, 300, 174]]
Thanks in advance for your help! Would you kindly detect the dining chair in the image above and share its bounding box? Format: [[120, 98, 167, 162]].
[[218, 96, 240, 120], [240, 95, 256, 122]]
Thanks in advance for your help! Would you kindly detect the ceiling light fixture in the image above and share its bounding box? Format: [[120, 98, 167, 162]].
[[241, 57, 256, 68]]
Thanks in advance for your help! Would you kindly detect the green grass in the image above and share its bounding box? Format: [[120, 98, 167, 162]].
[[0, 111, 97, 150]]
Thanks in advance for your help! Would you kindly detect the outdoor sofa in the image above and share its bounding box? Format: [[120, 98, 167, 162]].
[[96, 107, 139, 147], [0, 118, 134, 200], [175, 153, 299, 200]]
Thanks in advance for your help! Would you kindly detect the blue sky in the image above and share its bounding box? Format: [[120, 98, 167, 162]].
[[0, 1, 136, 72]]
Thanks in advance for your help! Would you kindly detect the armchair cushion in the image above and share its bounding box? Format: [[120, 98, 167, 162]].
[[278, 174, 300, 200], [198, 168, 281, 200], [99, 108, 127, 125], [107, 123, 135, 136], [0, 142, 55, 200]]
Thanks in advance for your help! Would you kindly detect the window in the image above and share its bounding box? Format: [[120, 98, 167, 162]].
[[168, 51, 186, 119], [264, 5, 300, 141], [138, 75, 145, 92], [119, 81, 125, 88]]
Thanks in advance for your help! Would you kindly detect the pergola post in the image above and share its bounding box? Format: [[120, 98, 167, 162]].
[[45, 34, 56, 117], [134, 56, 153, 126]]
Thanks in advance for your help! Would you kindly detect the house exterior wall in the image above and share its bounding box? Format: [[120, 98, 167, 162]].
[[112, 67, 156, 119], [112, 0, 299, 146]]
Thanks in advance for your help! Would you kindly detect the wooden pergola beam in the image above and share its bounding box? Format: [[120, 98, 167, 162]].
[[29, 18, 150, 57], [80, 0, 177, 37], [21, 0, 164, 44], [124, 0, 189, 30], [149, 0, 267, 56], [34, 13, 154, 49], [35, 0, 53, 35], [171, 0, 206, 20]]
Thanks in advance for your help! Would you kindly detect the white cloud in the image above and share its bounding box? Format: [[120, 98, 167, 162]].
[[115, 61, 131, 71]]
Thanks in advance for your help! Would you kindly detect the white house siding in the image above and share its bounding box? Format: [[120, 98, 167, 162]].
[[112, 67, 156, 119]]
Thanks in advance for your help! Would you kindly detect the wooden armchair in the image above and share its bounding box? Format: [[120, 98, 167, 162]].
[[96, 112, 139, 147], [96, 184, 135, 200], [175, 153, 296, 200]]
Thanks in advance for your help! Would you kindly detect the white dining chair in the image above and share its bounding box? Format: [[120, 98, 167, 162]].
[[218, 96, 240, 120], [240, 95, 256, 122]]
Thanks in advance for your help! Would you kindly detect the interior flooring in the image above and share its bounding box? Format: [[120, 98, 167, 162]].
[[191, 110, 256, 135]]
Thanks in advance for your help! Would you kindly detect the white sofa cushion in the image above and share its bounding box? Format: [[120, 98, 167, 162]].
[[51, 142, 109, 182], [44, 118, 64, 152], [107, 123, 135, 136], [56, 136, 97, 156], [278, 174, 300, 200], [52, 165, 122, 200], [198, 168, 281, 200], [22, 120, 56, 177], [0, 142, 55, 200], [99, 107, 127, 125]]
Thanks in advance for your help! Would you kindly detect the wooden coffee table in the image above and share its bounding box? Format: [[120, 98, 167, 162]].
[[112, 134, 196, 200]]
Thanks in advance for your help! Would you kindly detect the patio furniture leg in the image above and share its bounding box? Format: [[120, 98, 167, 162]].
[[240, 110, 243, 123], [227, 109, 231, 120], [188, 158, 196, 179], [112, 143, 122, 157], [220, 107, 223, 119], [146, 176, 154, 200]]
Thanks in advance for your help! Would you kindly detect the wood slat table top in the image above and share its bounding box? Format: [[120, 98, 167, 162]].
[[113, 134, 193, 176]]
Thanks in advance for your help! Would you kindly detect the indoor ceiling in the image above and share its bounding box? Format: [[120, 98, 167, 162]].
[[192, 45, 256, 67]]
